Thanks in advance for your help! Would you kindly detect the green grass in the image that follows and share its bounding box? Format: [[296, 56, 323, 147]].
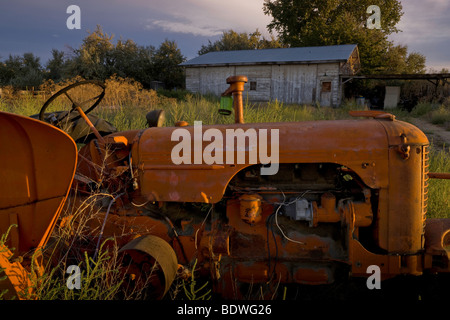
[[0, 92, 43, 116], [408, 102, 450, 127], [431, 105, 450, 125], [410, 102, 438, 118], [428, 145, 450, 218]]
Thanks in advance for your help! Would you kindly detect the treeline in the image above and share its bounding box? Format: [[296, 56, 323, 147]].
[[0, 26, 186, 90]]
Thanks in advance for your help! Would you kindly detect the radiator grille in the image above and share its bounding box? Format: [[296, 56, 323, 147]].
[[422, 145, 430, 226]]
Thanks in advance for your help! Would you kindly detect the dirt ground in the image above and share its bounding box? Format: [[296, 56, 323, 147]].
[[410, 118, 450, 148]]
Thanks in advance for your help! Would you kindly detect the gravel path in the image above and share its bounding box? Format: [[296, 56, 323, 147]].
[[410, 118, 450, 149]]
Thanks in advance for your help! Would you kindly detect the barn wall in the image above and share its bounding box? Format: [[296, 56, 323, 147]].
[[185, 68, 200, 93], [316, 63, 341, 107], [185, 62, 343, 106], [236, 65, 272, 101], [185, 66, 235, 95], [270, 64, 318, 104]]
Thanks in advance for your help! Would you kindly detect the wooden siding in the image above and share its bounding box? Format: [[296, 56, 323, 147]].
[[271, 64, 318, 104], [185, 62, 343, 107]]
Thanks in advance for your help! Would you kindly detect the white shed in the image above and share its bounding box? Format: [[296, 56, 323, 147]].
[[181, 44, 360, 107]]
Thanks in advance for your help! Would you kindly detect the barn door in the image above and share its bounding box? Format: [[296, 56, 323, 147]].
[[320, 81, 332, 107]]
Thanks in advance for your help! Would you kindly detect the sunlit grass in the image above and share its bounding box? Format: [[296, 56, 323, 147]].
[[428, 145, 450, 218]]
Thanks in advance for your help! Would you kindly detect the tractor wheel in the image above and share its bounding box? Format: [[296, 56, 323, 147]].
[[118, 235, 178, 300]]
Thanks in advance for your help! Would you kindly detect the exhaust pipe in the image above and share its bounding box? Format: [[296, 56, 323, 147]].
[[220, 75, 248, 124]]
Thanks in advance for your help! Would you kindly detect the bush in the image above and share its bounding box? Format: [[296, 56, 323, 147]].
[[157, 88, 191, 101], [410, 102, 436, 118], [431, 105, 450, 125]]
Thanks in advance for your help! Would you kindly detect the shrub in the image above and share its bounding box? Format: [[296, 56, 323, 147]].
[[410, 102, 436, 118], [431, 105, 450, 125]]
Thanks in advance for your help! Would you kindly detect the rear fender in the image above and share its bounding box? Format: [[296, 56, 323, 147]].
[[0, 111, 77, 256]]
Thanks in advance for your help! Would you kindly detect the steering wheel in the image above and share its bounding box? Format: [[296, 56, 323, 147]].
[[39, 80, 106, 122], [39, 80, 106, 141]]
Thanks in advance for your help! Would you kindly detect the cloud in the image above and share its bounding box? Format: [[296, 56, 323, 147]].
[[146, 19, 223, 37], [393, 0, 450, 40], [142, 0, 272, 37], [388, 0, 450, 69]]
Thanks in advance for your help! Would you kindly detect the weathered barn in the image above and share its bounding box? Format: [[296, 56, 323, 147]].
[[181, 44, 360, 107]]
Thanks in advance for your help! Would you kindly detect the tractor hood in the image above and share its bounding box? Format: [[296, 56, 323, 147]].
[[132, 116, 428, 203]]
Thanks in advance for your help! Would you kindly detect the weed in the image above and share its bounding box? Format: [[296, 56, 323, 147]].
[[28, 239, 125, 300], [182, 259, 211, 300], [431, 105, 450, 125], [410, 102, 437, 118]]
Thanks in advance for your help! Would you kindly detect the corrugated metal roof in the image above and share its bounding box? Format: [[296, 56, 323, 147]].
[[181, 44, 357, 67]]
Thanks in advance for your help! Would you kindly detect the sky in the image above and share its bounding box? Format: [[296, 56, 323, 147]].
[[0, 0, 449, 71]]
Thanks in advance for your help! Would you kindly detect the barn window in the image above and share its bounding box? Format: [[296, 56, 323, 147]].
[[250, 81, 257, 91], [321, 81, 331, 92]]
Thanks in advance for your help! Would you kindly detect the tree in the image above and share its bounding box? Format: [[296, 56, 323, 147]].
[[45, 49, 67, 81], [0, 53, 43, 88], [0, 25, 186, 90], [65, 25, 115, 80], [263, 0, 406, 74], [198, 29, 283, 55], [405, 52, 426, 74], [62, 26, 185, 89], [134, 45, 157, 89], [152, 40, 186, 89], [108, 38, 143, 79], [383, 44, 426, 74], [0, 55, 21, 86]]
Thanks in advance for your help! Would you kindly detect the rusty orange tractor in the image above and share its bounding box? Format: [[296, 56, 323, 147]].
[[0, 76, 449, 300]]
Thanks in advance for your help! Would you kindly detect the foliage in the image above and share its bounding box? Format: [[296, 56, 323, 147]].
[[66, 25, 115, 80], [198, 29, 284, 55], [0, 224, 18, 299], [383, 44, 426, 74], [0, 53, 43, 88], [427, 145, 450, 218], [152, 39, 186, 89], [410, 102, 438, 118], [64, 26, 186, 90], [182, 259, 211, 300], [262, 0, 424, 75], [430, 105, 450, 126], [0, 25, 186, 90], [45, 49, 66, 82], [263, 0, 403, 45], [28, 239, 125, 300]]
